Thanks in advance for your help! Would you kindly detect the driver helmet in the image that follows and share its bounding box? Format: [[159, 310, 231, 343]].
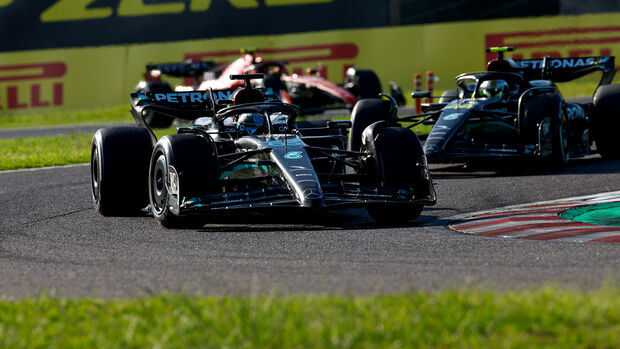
[[237, 113, 265, 136], [479, 79, 509, 98]]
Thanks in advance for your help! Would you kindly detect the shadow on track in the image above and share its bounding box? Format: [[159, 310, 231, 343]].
[[430, 156, 620, 179], [150, 207, 441, 233]]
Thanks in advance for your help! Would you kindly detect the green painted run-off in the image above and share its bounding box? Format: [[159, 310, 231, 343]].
[[560, 201, 620, 227]]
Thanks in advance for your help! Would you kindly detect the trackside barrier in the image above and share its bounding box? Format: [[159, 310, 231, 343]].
[[414, 73, 422, 114], [3, 11, 620, 114]]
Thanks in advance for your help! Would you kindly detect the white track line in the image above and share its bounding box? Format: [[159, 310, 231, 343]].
[[0, 163, 89, 174]]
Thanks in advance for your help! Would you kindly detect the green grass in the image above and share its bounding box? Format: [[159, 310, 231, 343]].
[[0, 128, 176, 171], [0, 106, 130, 129], [0, 287, 618, 348]]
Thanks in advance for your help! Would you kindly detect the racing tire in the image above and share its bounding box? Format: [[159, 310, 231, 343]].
[[521, 93, 562, 140], [348, 99, 393, 151], [91, 127, 153, 216], [549, 108, 569, 168], [149, 134, 218, 228], [347, 69, 382, 99], [364, 127, 427, 223], [592, 84, 620, 159], [438, 89, 459, 103], [137, 82, 175, 128]]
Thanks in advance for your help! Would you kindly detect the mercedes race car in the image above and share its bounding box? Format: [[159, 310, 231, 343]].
[[135, 48, 404, 127], [93, 74, 435, 227], [410, 47, 620, 167]]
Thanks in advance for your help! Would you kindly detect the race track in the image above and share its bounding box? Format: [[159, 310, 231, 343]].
[[1, 156, 619, 298]]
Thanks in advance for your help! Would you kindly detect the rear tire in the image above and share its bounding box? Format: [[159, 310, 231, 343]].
[[592, 84, 620, 159], [149, 134, 218, 228], [91, 127, 153, 216], [363, 127, 427, 223], [345, 69, 382, 98]]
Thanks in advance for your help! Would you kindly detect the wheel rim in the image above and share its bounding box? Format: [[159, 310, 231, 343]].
[[91, 146, 100, 202], [151, 154, 168, 215]]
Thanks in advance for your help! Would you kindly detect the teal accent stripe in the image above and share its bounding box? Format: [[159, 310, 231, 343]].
[[219, 164, 270, 180]]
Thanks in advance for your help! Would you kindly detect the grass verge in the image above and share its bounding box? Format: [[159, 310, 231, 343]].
[[0, 128, 175, 171], [0, 287, 618, 348], [0, 106, 130, 129]]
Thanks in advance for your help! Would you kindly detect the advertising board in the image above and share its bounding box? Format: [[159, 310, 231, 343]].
[[1, 9, 619, 114]]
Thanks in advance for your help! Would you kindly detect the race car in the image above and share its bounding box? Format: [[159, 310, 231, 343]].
[[92, 74, 435, 228], [409, 47, 620, 167], [135, 48, 404, 127]]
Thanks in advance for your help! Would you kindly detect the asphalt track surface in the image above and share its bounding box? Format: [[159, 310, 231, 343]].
[[1, 154, 619, 298]]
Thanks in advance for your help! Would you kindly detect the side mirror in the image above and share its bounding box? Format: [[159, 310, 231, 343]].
[[411, 91, 432, 99]]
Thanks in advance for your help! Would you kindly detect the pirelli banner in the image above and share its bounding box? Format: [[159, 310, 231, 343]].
[[1, 9, 620, 114]]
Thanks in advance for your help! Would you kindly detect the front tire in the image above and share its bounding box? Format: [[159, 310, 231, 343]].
[[363, 127, 428, 223], [348, 99, 394, 151], [149, 134, 218, 228], [550, 108, 569, 168]]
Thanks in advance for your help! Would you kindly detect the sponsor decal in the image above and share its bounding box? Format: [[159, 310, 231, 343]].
[[139, 90, 233, 104], [442, 112, 463, 120], [513, 57, 599, 69], [1, 1, 385, 52], [40, 0, 336, 23], [302, 188, 321, 199], [0, 62, 66, 110], [284, 151, 303, 159], [444, 102, 474, 110], [566, 104, 585, 121], [485, 26, 620, 64]]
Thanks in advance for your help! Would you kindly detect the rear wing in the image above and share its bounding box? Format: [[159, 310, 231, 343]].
[[146, 61, 217, 78], [130, 84, 279, 121], [130, 89, 234, 119], [508, 56, 616, 85]]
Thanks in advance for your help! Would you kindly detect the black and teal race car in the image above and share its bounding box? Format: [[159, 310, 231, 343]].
[[407, 47, 620, 167], [91, 74, 436, 227]]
